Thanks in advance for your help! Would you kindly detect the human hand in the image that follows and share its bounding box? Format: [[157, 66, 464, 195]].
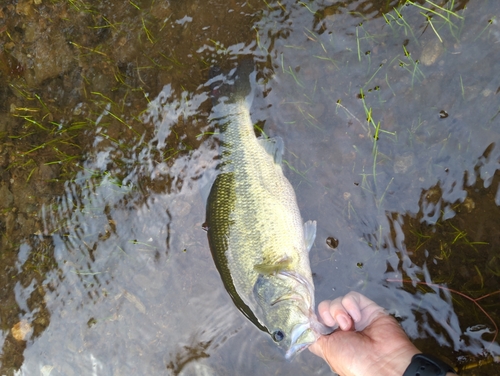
[[309, 292, 420, 376]]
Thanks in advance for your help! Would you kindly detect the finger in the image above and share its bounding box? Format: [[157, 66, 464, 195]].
[[341, 291, 386, 331], [317, 300, 336, 327], [318, 299, 353, 330], [308, 337, 325, 359]]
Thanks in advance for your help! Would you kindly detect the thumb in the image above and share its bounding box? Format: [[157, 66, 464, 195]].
[[308, 335, 328, 359]]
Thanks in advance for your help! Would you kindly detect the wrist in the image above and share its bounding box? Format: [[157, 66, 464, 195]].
[[389, 350, 421, 376], [369, 348, 421, 376], [402, 353, 458, 376]]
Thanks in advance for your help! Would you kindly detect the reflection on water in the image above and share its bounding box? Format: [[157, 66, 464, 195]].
[[385, 146, 500, 358], [0, 0, 499, 374]]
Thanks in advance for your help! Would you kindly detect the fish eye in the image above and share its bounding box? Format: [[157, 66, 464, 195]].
[[272, 330, 285, 342]]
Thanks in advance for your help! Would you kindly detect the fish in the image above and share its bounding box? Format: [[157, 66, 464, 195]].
[[205, 61, 332, 359]]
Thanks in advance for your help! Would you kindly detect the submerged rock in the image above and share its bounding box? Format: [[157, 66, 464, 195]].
[[420, 38, 445, 66], [0, 183, 14, 209], [12, 320, 33, 341]]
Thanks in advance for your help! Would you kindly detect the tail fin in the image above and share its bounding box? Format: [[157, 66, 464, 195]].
[[208, 59, 255, 106]]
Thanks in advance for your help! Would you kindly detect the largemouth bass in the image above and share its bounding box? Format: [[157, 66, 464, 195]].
[[205, 62, 331, 358]]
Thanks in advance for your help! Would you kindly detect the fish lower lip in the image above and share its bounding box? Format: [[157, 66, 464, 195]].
[[285, 343, 310, 359], [291, 322, 310, 345], [284, 322, 316, 359]]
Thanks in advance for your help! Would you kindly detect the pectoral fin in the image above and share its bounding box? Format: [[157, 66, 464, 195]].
[[254, 257, 291, 275]]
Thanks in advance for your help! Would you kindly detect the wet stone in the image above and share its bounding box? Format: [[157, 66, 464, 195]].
[[25, 32, 74, 86], [15, 213, 34, 232], [309, 103, 325, 120], [0, 183, 14, 209], [23, 18, 42, 44], [11, 320, 32, 341], [420, 38, 444, 66], [462, 196, 475, 213], [439, 110, 449, 119], [38, 163, 60, 181], [394, 154, 414, 174], [326, 236, 339, 249], [10, 181, 36, 213], [172, 200, 191, 217], [16, 0, 33, 16], [40, 365, 55, 376]]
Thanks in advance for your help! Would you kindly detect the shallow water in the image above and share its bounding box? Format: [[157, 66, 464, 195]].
[[0, 0, 499, 375]]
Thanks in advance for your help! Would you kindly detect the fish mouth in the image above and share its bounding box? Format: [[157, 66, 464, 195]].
[[276, 270, 336, 359], [284, 313, 336, 359], [285, 322, 317, 359]]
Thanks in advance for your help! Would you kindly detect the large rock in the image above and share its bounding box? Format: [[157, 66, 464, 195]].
[[25, 32, 74, 86]]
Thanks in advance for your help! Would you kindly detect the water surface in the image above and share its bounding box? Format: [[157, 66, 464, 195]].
[[0, 0, 499, 375]]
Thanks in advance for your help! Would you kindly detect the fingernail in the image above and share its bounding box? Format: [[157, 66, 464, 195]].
[[337, 315, 349, 330]]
